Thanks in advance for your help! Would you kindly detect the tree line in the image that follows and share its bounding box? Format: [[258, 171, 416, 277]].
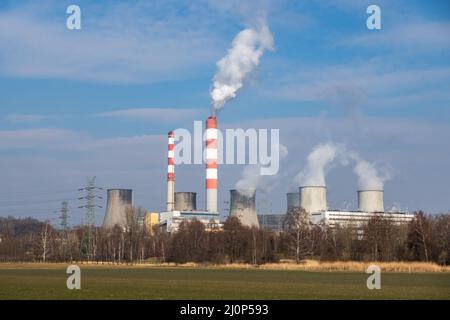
[[0, 208, 448, 265]]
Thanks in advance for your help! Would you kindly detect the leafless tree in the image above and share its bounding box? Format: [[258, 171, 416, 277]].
[[39, 220, 52, 262], [284, 207, 313, 263]]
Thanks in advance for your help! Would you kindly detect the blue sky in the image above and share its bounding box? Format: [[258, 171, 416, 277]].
[[0, 0, 449, 225]]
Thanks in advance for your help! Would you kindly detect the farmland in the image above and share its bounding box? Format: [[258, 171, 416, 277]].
[[0, 263, 448, 299]]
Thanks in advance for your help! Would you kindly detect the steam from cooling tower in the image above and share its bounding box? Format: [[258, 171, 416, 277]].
[[296, 142, 346, 187], [235, 144, 288, 196], [210, 22, 274, 113], [350, 155, 391, 190]]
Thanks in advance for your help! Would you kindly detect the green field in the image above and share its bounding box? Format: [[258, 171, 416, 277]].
[[0, 264, 448, 299]]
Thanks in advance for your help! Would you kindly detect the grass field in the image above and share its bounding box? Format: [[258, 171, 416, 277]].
[[0, 263, 448, 299]]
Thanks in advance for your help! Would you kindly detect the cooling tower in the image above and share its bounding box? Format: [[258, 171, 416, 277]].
[[358, 190, 384, 212], [286, 192, 300, 212], [230, 189, 259, 228], [205, 116, 218, 213], [103, 189, 133, 229], [300, 186, 327, 213], [174, 192, 197, 211]]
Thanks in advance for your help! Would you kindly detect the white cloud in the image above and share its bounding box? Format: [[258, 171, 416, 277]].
[[97, 108, 202, 122], [349, 21, 450, 51], [0, 128, 86, 149], [5, 114, 51, 123], [0, 2, 223, 83], [262, 61, 450, 111]]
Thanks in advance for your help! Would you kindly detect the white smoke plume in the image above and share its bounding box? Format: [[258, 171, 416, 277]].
[[296, 142, 347, 187], [235, 144, 288, 197], [210, 23, 274, 113], [351, 155, 391, 190]]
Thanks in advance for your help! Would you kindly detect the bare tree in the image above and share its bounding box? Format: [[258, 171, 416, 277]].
[[39, 220, 52, 262], [284, 207, 312, 263]]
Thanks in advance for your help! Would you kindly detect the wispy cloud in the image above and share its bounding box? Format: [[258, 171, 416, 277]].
[[261, 61, 450, 112], [0, 128, 86, 150], [0, 1, 223, 83], [97, 108, 203, 122], [5, 114, 51, 123], [348, 21, 450, 51]]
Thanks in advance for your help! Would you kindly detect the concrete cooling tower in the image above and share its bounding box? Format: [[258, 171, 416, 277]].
[[103, 189, 133, 229], [286, 192, 300, 212], [358, 190, 384, 212], [300, 186, 327, 213], [229, 189, 259, 228], [174, 192, 197, 211]]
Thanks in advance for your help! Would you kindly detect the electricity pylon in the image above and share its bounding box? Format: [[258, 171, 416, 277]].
[[78, 176, 103, 260]]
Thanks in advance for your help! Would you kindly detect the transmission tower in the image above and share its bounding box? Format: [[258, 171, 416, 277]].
[[78, 176, 103, 260], [60, 200, 70, 232], [78, 176, 103, 226]]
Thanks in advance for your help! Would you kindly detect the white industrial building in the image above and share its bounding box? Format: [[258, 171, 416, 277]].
[[310, 210, 415, 228], [300, 186, 415, 228]]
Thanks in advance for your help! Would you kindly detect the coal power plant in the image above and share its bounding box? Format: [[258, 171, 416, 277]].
[[100, 119, 414, 233], [230, 189, 259, 228], [103, 189, 133, 230]]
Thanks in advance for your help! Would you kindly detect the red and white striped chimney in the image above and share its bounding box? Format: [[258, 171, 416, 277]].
[[167, 131, 175, 211], [205, 116, 218, 213]]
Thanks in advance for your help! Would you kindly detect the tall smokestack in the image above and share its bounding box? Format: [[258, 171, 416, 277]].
[[167, 131, 175, 212], [358, 190, 384, 212], [206, 116, 218, 212], [230, 189, 259, 228], [300, 186, 327, 213]]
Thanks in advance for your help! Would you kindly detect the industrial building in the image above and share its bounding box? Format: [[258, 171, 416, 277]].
[[144, 212, 159, 234], [301, 186, 415, 228]]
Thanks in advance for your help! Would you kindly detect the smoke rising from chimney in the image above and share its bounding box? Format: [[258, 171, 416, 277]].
[[210, 22, 274, 112]]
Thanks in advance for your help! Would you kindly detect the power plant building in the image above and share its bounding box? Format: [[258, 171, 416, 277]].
[[229, 189, 259, 228], [103, 189, 133, 230], [159, 210, 220, 233], [300, 187, 415, 227]]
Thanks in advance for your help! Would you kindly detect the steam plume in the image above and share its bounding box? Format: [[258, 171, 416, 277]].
[[296, 143, 346, 187], [210, 23, 274, 112], [351, 156, 390, 190], [235, 144, 288, 196]]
